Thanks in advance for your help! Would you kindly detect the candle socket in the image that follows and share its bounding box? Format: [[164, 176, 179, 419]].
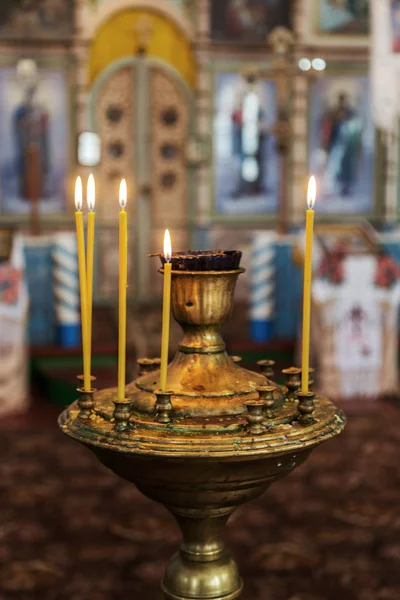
[[155, 390, 173, 424], [77, 375, 96, 419], [113, 399, 132, 432], [296, 391, 316, 425], [257, 359, 275, 380], [244, 400, 266, 435], [256, 385, 276, 422], [282, 367, 302, 400], [137, 357, 161, 377], [230, 355, 243, 364]]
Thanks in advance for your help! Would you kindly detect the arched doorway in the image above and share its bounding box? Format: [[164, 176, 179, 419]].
[[88, 8, 196, 302]]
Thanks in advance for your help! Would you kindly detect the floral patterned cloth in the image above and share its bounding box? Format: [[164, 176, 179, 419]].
[[1, 403, 400, 600], [312, 253, 400, 398], [0, 265, 22, 306], [318, 247, 400, 289]]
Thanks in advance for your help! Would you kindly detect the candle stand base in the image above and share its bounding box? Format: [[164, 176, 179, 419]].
[[161, 510, 243, 600], [162, 554, 243, 600], [59, 252, 345, 600]]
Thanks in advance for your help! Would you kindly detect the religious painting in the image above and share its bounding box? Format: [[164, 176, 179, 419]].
[[391, 1, 400, 51], [213, 71, 279, 219], [0, 65, 69, 216], [0, 0, 74, 41], [308, 75, 375, 215], [211, 0, 292, 43], [314, 224, 379, 257], [317, 0, 369, 34]]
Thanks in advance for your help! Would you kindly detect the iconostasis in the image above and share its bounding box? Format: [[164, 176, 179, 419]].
[[0, 0, 396, 329]]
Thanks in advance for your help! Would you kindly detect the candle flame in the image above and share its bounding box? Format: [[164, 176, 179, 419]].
[[164, 229, 172, 262], [119, 179, 127, 209], [307, 176, 316, 209], [87, 173, 95, 211], [75, 176, 83, 211]]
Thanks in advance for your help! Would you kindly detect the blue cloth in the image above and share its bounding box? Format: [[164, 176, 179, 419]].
[[250, 319, 274, 342], [58, 324, 80, 348], [24, 241, 56, 346], [274, 241, 302, 339]]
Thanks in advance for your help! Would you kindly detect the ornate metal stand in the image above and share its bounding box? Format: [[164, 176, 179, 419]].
[[59, 251, 345, 600]]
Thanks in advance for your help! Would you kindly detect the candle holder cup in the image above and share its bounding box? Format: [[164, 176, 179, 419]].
[[257, 385, 276, 422], [137, 357, 161, 377], [230, 355, 243, 364], [154, 390, 174, 424], [244, 400, 266, 435], [282, 367, 302, 399], [113, 398, 133, 432], [296, 391, 316, 425], [76, 375, 97, 419], [257, 359, 275, 380], [60, 250, 345, 600]]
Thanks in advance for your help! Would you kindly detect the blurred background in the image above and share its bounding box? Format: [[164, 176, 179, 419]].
[[1, 1, 400, 599]]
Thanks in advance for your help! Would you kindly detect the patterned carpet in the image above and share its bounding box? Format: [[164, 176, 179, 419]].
[[1, 402, 400, 600]]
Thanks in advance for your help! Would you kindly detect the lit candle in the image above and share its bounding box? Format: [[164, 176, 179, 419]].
[[118, 179, 128, 402], [160, 229, 172, 392], [86, 174, 95, 365], [301, 176, 316, 393], [74, 176, 90, 391]]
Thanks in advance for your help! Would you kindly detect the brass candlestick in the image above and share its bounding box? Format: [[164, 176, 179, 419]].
[[113, 398, 132, 432], [76, 375, 96, 419], [244, 400, 266, 435], [155, 390, 173, 423], [282, 367, 302, 399], [257, 359, 275, 379], [59, 250, 345, 600], [296, 391, 316, 425], [257, 385, 276, 422], [230, 355, 243, 364], [137, 357, 161, 376]]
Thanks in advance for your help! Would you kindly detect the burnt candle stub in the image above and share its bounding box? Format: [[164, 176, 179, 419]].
[[154, 250, 242, 271]]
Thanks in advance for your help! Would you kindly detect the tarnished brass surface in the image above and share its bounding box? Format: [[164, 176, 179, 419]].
[[60, 393, 344, 457], [76, 374, 97, 419], [59, 263, 346, 600], [112, 398, 132, 432], [129, 269, 268, 417], [155, 390, 173, 423], [137, 357, 161, 376], [60, 394, 344, 600]]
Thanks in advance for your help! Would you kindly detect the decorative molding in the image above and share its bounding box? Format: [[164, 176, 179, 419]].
[[299, 0, 370, 49], [80, 0, 194, 42]]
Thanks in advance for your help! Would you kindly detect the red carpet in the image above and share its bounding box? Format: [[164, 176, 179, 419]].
[[0, 400, 399, 600]]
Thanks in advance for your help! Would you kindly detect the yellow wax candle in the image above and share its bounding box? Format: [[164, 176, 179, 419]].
[[118, 179, 128, 402], [301, 176, 316, 393], [86, 174, 95, 364], [160, 229, 172, 392], [74, 176, 91, 391]]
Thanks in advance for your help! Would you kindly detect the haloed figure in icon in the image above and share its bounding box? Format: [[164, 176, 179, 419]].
[[231, 70, 269, 198], [14, 83, 50, 200], [319, 91, 362, 197]]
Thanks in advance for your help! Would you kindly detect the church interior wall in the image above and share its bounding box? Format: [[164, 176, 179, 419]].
[[0, 0, 396, 336], [2, 7, 400, 599]]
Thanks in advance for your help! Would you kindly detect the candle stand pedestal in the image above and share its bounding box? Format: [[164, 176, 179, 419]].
[[59, 251, 345, 600]]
